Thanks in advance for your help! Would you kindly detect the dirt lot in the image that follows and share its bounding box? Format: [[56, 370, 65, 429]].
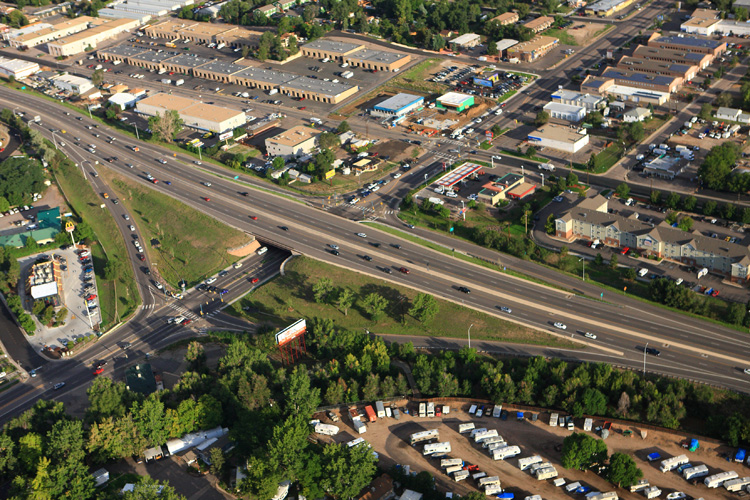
[[323, 402, 748, 499], [566, 23, 608, 46]]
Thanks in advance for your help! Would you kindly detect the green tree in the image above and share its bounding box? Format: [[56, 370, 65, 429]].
[[408, 293, 439, 323], [318, 131, 340, 150], [677, 216, 694, 232], [650, 190, 662, 205], [362, 292, 388, 320], [665, 192, 681, 210], [561, 433, 608, 470], [683, 195, 697, 212], [698, 102, 713, 121], [615, 183, 630, 199], [609, 253, 618, 270], [335, 121, 350, 133], [272, 156, 285, 170], [86, 377, 131, 422], [698, 142, 740, 190], [123, 477, 185, 500], [312, 277, 334, 304], [606, 452, 643, 488], [320, 443, 378, 499], [545, 213, 556, 234], [147, 110, 183, 143], [209, 447, 225, 477], [534, 110, 550, 126], [703, 200, 717, 216], [284, 366, 321, 417], [716, 92, 734, 108], [337, 287, 354, 316], [0, 196, 9, 213], [268, 415, 309, 472], [91, 69, 104, 87], [623, 267, 637, 281]]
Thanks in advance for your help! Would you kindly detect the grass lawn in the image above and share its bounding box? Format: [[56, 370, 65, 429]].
[[296, 162, 398, 195], [104, 170, 252, 288], [497, 90, 517, 104], [54, 161, 139, 330], [544, 28, 578, 46], [480, 141, 493, 150], [501, 148, 547, 164], [231, 256, 578, 347]]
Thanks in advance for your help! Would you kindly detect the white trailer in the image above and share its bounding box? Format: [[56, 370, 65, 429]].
[[474, 429, 499, 443], [481, 436, 505, 448], [487, 441, 508, 451], [539, 163, 555, 171], [660, 454, 689, 473], [441, 458, 463, 468], [535, 466, 558, 480], [375, 401, 386, 418], [518, 455, 543, 471], [630, 479, 649, 492], [524, 496, 543, 500], [589, 492, 618, 500], [529, 462, 552, 475], [584, 418, 593, 431], [427, 403, 435, 418], [458, 423, 475, 434], [705, 471, 738, 488], [478, 476, 501, 488], [723, 477, 750, 492], [492, 405, 502, 418], [423, 442, 451, 455], [492, 445, 521, 460], [472, 472, 487, 480], [549, 413, 558, 427], [419, 403, 426, 417], [683, 465, 709, 480], [470, 428, 487, 438], [643, 486, 661, 499], [314, 423, 340, 436], [442, 406, 450, 415], [484, 485, 503, 496], [446, 465, 463, 475], [410, 429, 439, 445], [565, 482, 582, 492], [353, 419, 367, 434], [468, 404, 477, 415], [347, 437, 366, 447], [453, 471, 469, 482]]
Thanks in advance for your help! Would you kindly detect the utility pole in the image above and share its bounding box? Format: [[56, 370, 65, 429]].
[[643, 342, 648, 376], [468, 323, 473, 349]]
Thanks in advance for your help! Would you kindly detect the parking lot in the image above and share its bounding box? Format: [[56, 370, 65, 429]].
[[427, 63, 527, 102]]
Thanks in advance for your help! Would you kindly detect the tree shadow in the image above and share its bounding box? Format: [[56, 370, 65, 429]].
[[357, 283, 409, 322]]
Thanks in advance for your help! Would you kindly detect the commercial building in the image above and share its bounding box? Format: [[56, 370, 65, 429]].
[[144, 19, 262, 48], [580, 77, 670, 105], [7, 16, 96, 49], [136, 93, 246, 133], [714, 20, 750, 37], [51, 74, 94, 94], [623, 107, 651, 122], [495, 39, 518, 55], [646, 33, 726, 59], [477, 172, 536, 205], [506, 36, 558, 62], [523, 16, 554, 33], [527, 124, 589, 153], [279, 76, 359, 104], [555, 195, 750, 282], [47, 18, 141, 57], [584, 0, 635, 17], [600, 67, 681, 93], [0, 57, 39, 79], [301, 39, 365, 61], [616, 56, 698, 82], [449, 33, 482, 49], [543, 102, 587, 122], [550, 90, 606, 111], [27, 259, 61, 305], [108, 92, 141, 110], [371, 93, 424, 117], [642, 155, 687, 179], [491, 12, 519, 25], [342, 48, 411, 72], [632, 44, 712, 70], [436, 92, 474, 112], [99, 0, 194, 22], [680, 9, 720, 36], [265, 125, 320, 158]]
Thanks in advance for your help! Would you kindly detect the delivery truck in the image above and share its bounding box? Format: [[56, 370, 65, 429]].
[[353, 419, 366, 434], [423, 442, 451, 456], [364, 405, 377, 423], [410, 429, 439, 445]]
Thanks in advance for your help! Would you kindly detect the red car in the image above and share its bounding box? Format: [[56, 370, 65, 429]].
[[620, 247, 630, 255], [399, 267, 410, 274], [93, 366, 104, 376], [250, 215, 258, 220], [299, 106, 306, 110], [86, 294, 97, 301], [203, 197, 210, 202], [250, 277, 259, 284], [138, 254, 145, 261], [463, 464, 480, 472], [711, 289, 720, 297], [181, 318, 192, 326]]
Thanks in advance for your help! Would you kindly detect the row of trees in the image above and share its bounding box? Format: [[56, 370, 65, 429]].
[[561, 433, 643, 488]]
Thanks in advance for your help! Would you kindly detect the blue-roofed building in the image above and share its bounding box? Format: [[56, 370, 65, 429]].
[[647, 32, 726, 59], [601, 67, 680, 93], [371, 93, 424, 118], [632, 44, 713, 69]]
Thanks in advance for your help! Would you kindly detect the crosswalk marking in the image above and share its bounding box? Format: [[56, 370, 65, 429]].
[[167, 302, 199, 320]]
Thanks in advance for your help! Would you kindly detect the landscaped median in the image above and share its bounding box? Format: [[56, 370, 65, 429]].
[[230, 256, 578, 348]]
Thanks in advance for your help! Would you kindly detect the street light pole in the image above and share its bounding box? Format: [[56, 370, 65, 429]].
[[579, 257, 585, 281], [468, 323, 474, 349], [643, 342, 648, 376]]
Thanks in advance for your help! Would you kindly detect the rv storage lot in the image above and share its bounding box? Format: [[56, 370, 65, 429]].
[[322, 403, 748, 499]]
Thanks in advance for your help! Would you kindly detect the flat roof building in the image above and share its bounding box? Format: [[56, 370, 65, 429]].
[[581, 77, 670, 105], [523, 16, 554, 33], [342, 48, 412, 72], [616, 56, 698, 81], [527, 124, 589, 153], [8, 16, 97, 48], [265, 125, 320, 158], [436, 92, 474, 112], [491, 12, 519, 25], [543, 102, 587, 122], [585, 0, 635, 17], [643, 155, 686, 179], [647, 33, 725, 58], [632, 44, 713, 69], [507, 35, 558, 62], [51, 74, 94, 94], [550, 89, 606, 110], [449, 33, 481, 48], [233, 66, 296, 90], [136, 93, 246, 133], [371, 93, 424, 117], [495, 39, 518, 54], [280, 76, 359, 104], [47, 18, 141, 57], [600, 67, 681, 93], [680, 16, 720, 36], [301, 39, 365, 61], [477, 172, 536, 205], [0, 57, 39, 79]]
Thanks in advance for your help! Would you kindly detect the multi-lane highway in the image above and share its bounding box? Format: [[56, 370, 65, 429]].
[[6, 86, 750, 398]]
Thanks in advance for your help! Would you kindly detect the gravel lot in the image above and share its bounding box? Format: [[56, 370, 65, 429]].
[[323, 402, 748, 499]]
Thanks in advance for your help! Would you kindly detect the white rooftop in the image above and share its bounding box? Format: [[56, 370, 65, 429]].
[[438, 92, 472, 106], [495, 39, 518, 51], [543, 102, 586, 114], [450, 33, 481, 46]]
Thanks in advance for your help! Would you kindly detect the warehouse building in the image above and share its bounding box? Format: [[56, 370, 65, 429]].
[[436, 92, 474, 112], [527, 124, 589, 153], [646, 33, 725, 59], [280, 77, 358, 104], [680, 15, 720, 36], [233, 66, 295, 91], [51, 74, 94, 94], [127, 48, 180, 72], [616, 56, 698, 82], [550, 90, 606, 111], [371, 93, 424, 117], [543, 102, 587, 122], [449, 33, 482, 49], [632, 44, 713, 69], [523, 16, 554, 33], [507, 36, 557, 62], [136, 93, 246, 133], [160, 53, 212, 75], [555, 195, 750, 282], [47, 18, 140, 57], [301, 39, 365, 61], [7, 16, 96, 49], [144, 19, 262, 47], [0, 57, 39, 79], [584, 0, 635, 17], [580, 77, 670, 105], [600, 67, 681, 93], [265, 125, 321, 158], [491, 12, 519, 25], [342, 48, 411, 72], [495, 39, 518, 56], [192, 59, 247, 83]]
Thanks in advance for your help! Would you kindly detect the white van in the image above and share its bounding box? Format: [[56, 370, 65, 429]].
[[638, 268, 648, 277], [257, 246, 268, 256]]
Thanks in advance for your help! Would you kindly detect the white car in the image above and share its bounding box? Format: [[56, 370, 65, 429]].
[[499, 306, 512, 314], [356, 233, 367, 238], [205, 277, 217, 284], [233, 262, 243, 269], [203, 182, 212, 187], [393, 173, 401, 179], [329, 244, 339, 250], [194, 160, 202, 165], [745, 368, 750, 375], [583, 332, 597, 339], [553, 322, 567, 330], [446, 191, 458, 198], [128, 225, 135, 231]]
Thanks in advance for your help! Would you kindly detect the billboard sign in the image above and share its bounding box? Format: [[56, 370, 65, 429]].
[[276, 319, 306, 346], [473, 77, 495, 88], [219, 131, 233, 141], [325, 169, 336, 180]]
